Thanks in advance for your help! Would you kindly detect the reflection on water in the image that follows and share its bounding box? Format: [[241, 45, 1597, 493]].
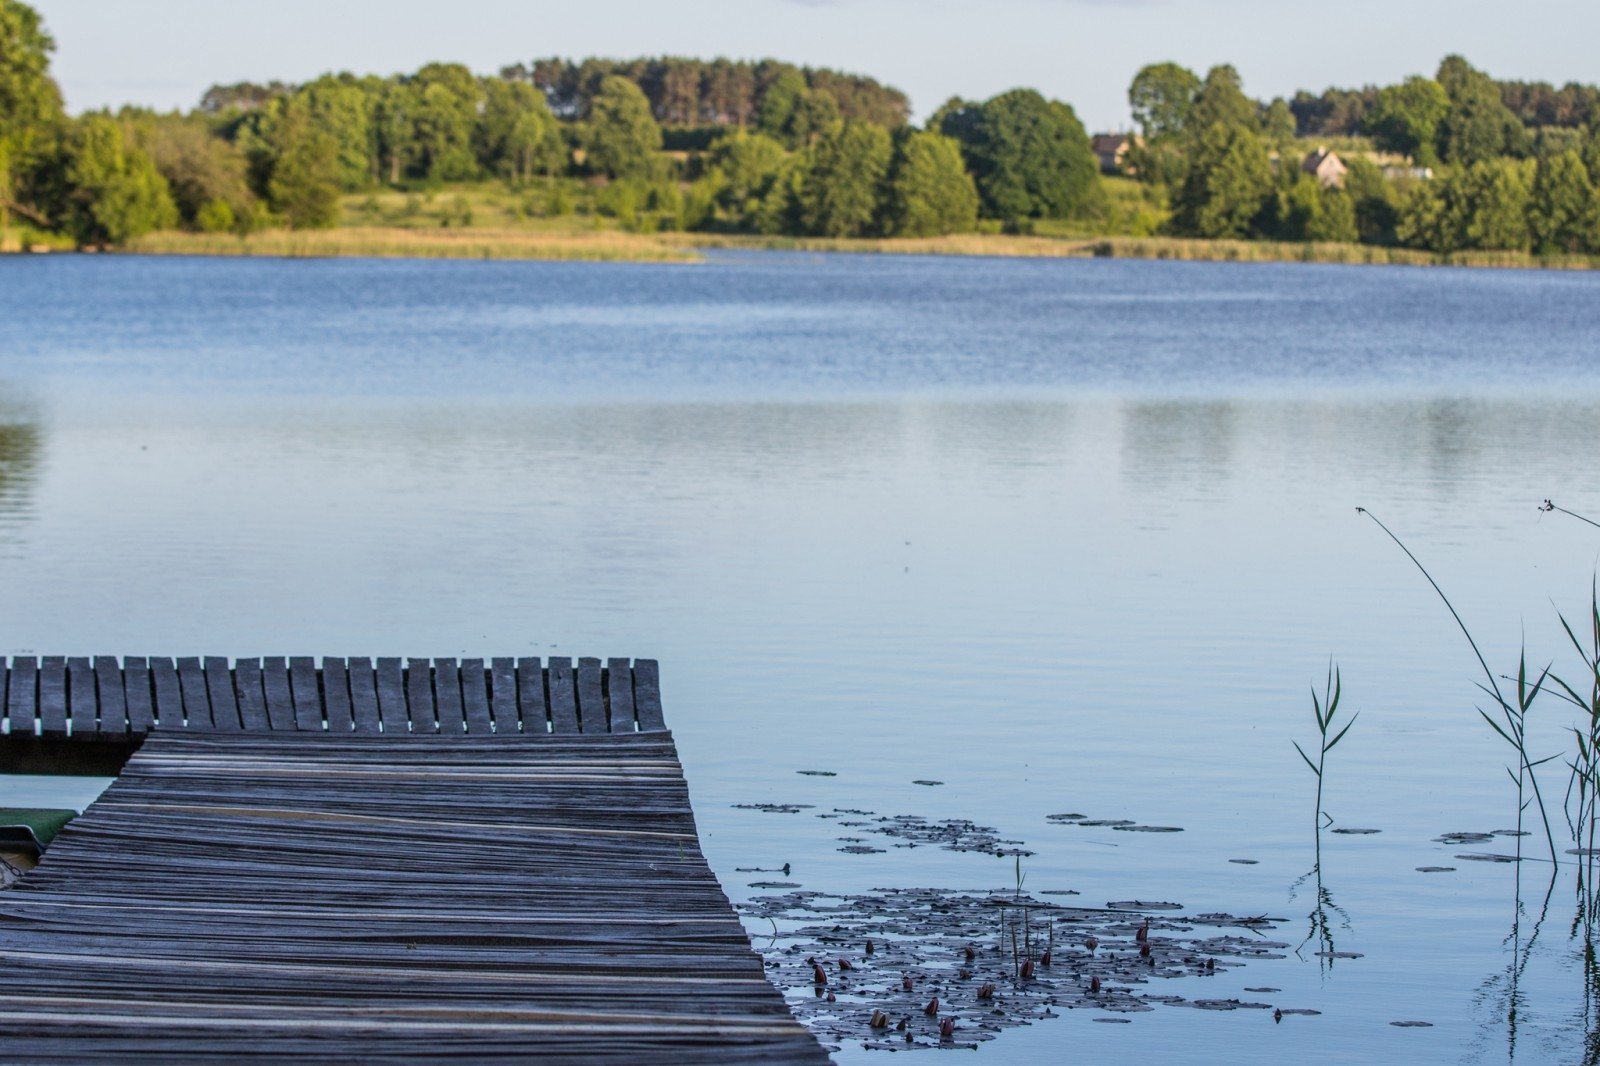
[[0, 400, 38, 531]]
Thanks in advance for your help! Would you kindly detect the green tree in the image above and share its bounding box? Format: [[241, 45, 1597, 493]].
[[1189, 65, 1258, 133], [788, 89, 842, 148], [755, 68, 807, 143], [885, 130, 978, 236], [586, 75, 662, 181], [939, 89, 1100, 223], [1582, 115, 1600, 186], [267, 107, 341, 229], [409, 63, 480, 181], [1128, 62, 1200, 141], [797, 120, 891, 236], [477, 79, 563, 182], [1364, 76, 1449, 165], [1260, 98, 1298, 144], [142, 117, 257, 228], [295, 75, 378, 190], [1344, 157, 1401, 244], [1436, 55, 1530, 164], [706, 129, 787, 228], [0, 0, 64, 227], [1528, 149, 1597, 253], [1398, 158, 1533, 252], [1170, 121, 1273, 238], [1309, 187, 1359, 243], [63, 114, 178, 244]]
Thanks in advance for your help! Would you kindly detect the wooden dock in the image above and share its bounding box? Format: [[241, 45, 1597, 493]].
[[0, 656, 828, 1063]]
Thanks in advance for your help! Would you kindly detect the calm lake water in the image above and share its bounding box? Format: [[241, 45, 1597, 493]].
[[4, 251, 1600, 1062]]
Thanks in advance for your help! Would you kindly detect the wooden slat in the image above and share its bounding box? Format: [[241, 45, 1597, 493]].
[[633, 659, 665, 732], [123, 657, 153, 733], [176, 657, 212, 730], [547, 658, 579, 735], [348, 657, 380, 734], [94, 656, 128, 736], [576, 657, 607, 734], [516, 657, 547, 734], [375, 658, 406, 733], [406, 659, 436, 734], [149, 657, 181, 729], [67, 656, 97, 736], [322, 658, 353, 733], [488, 657, 516, 733], [607, 658, 637, 733], [232, 659, 270, 732], [260, 657, 295, 733], [0, 658, 7, 734], [460, 658, 492, 734], [204, 656, 241, 731], [39, 656, 67, 737], [432, 658, 465, 734], [8, 658, 38, 736], [289, 656, 322, 732]]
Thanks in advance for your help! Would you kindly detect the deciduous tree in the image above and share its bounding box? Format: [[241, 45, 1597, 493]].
[[885, 130, 978, 237]]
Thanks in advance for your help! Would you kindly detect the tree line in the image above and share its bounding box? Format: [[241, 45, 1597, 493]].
[[2, 0, 1598, 256], [1132, 56, 1600, 254]]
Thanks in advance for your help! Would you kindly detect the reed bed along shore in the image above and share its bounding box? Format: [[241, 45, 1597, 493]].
[[16, 225, 1598, 271], [119, 226, 700, 262]]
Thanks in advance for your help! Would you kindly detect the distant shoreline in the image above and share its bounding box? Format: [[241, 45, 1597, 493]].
[[7, 227, 1597, 272]]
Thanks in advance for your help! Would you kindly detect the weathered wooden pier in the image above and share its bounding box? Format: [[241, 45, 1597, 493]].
[[0, 656, 828, 1063]]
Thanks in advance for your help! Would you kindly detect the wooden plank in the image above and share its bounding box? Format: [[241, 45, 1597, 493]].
[[0, 659, 7, 734], [232, 659, 270, 732], [546, 657, 579, 735], [576, 657, 607, 734], [607, 658, 637, 733], [123, 656, 153, 733], [488, 657, 516, 733], [348, 657, 380, 734], [67, 656, 97, 737], [459, 658, 493, 735], [94, 656, 128, 736], [289, 656, 322, 732], [406, 659, 437, 734], [6, 656, 36, 737], [431, 658, 464, 734], [176, 657, 212, 730], [322, 658, 353, 733], [204, 656, 241, 731], [39, 656, 67, 737], [633, 659, 666, 732], [515, 657, 547, 735], [149, 657, 181, 729], [375, 658, 406, 733], [260, 657, 295, 733]]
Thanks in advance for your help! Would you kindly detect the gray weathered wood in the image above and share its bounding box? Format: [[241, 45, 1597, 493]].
[[633, 659, 666, 732], [348, 657, 380, 734], [516, 657, 547, 735], [489, 657, 517, 732], [204, 656, 241, 731], [39, 656, 67, 737], [123, 657, 153, 733], [232, 658, 270, 732], [260, 657, 295, 733], [375, 657, 406, 733], [322, 657, 353, 733], [576, 657, 607, 734], [94, 656, 128, 736], [547, 658, 579, 735], [406, 659, 436, 734], [289, 656, 321, 732], [149, 658, 181, 729], [433, 658, 465, 734], [607, 658, 637, 733], [67, 656, 96, 736], [176, 657, 211, 730], [6, 657, 36, 737], [461, 658, 492, 734]]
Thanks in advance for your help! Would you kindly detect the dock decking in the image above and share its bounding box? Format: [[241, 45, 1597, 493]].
[[0, 657, 827, 1063]]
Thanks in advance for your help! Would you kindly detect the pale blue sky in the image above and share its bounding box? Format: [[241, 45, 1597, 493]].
[[29, 0, 1600, 131]]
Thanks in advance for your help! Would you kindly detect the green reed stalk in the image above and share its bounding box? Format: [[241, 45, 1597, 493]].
[[1357, 507, 1559, 866], [1294, 662, 1355, 846]]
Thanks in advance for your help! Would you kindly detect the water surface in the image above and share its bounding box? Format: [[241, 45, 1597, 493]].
[[3, 252, 1600, 1062]]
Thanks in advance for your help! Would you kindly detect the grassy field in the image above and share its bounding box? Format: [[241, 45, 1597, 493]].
[[123, 225, 699, 262]]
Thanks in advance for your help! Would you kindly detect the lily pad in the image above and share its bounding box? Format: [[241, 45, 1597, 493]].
[[911, 780, 944, 787], [1329, 827, 1381, 835], [1107, 900, 1184, 911], [1415, 866, 1455, 873], [1390, 1020, 1433, 1028], [1113, 825, 1184, 833], [797, 770, 837, 777], [1228, 859, 1259, 865]]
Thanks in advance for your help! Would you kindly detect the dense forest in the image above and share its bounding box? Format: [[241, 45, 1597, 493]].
[[2, 0, 1598, 255]]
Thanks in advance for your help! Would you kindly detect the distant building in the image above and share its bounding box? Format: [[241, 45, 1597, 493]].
[[1091, 134, 1136, 175], [1300, 147, 1348, 189]]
